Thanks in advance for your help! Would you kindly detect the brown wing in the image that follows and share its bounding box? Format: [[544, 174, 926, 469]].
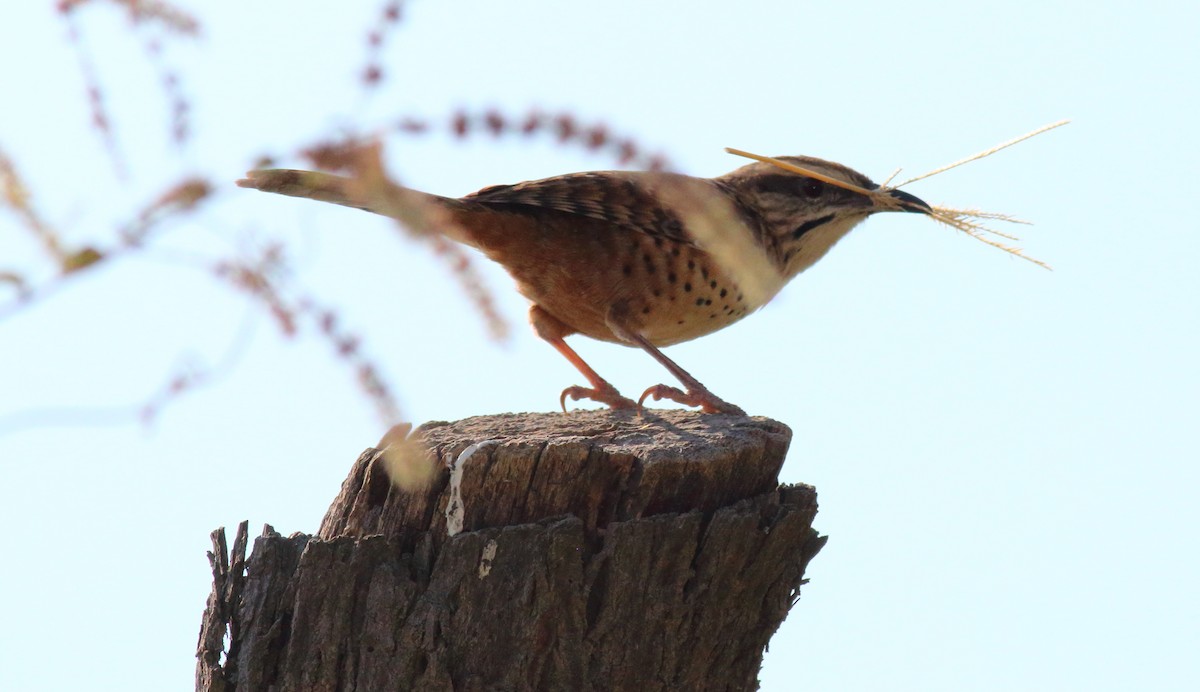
[[463, 171, 697, 246]]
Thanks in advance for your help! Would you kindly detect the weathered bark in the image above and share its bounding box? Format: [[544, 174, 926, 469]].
[[197, 410, 825, 691]]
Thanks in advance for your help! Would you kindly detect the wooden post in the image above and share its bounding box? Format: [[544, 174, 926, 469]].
[[196, 410, 825, 691]]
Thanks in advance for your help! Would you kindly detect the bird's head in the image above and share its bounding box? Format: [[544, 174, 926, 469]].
[[716, 154, 930, 278]]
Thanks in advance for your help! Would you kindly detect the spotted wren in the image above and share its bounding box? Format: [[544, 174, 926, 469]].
[[237, 155, 932, 415]]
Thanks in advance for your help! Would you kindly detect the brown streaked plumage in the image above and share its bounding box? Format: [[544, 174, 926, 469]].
[[237, 156, 931, 414]]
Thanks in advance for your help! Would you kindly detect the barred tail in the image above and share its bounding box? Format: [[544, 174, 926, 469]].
[[237, 169, 371, 210], [236, 169, 479, 247]]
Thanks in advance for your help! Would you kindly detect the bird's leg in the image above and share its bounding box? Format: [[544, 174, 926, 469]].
[[529, 306, 638, 411], [605, 321, 746, 416]]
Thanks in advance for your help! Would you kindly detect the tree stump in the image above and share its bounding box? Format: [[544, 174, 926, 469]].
[[196, 410, 825, 691]]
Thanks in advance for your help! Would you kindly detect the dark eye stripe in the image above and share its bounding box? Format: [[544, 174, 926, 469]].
[[754, 174, 808, 196], [791, 213, 835, 240]]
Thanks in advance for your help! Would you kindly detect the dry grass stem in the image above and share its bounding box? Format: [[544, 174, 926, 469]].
[[895, 120, 1070, 188], [924, 208, 1051, 270], [724, 147, 877, 197], [726, 120, 1068, 270]]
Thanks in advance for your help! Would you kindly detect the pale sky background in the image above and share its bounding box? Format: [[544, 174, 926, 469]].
[[2, 1, 1197, 690]]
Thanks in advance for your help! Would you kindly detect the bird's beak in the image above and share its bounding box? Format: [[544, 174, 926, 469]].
[[884, 188, 932, 214]]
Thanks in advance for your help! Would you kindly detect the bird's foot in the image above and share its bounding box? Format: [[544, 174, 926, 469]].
[[559, 384, 639, 412], [638, 384, 746, 415]]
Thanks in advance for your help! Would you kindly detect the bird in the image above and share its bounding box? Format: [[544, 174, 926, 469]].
[[237, 152, 932, 415]]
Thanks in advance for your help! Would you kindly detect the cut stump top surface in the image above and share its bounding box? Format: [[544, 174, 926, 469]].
[[319, 409, 796, 545]]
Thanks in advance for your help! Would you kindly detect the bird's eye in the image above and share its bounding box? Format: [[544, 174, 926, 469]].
[[801, 179, 823, 199]]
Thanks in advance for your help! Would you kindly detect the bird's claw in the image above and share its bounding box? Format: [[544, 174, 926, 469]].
[[638, 384, 746, 415], [559, 384, 639, 412]]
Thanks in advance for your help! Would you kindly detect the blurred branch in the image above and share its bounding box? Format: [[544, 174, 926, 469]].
[[3, 5, 675, 431], [0, 168, 213, 322], [391, 108, 672, 171], [58, 0, 200, 167], [361, 1, 406, 87], [58, 0, 201, 34]]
